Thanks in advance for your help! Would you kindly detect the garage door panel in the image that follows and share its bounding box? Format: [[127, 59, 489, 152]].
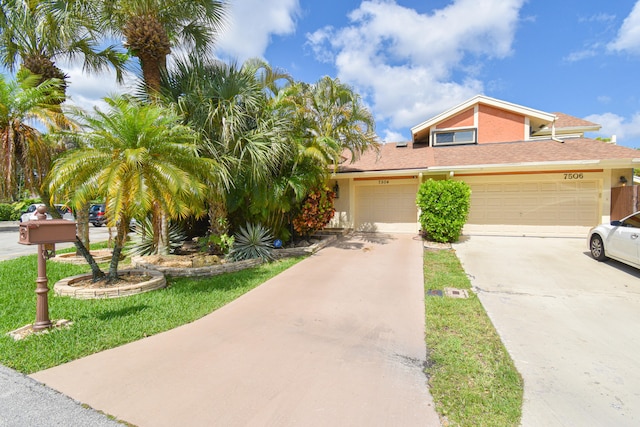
[[355, 183, 418, 233], [467, 178, 599, 227]]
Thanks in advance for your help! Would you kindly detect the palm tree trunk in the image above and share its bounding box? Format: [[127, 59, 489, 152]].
[[74, 236, 105, 281], [107, 220, 128, 282], [75, 202, 90, 255], [159, 212, 169, 255], [107, 244, 123, 282], [151, 202, 169, 255], [208, 196, 228, 235], [139, 53, 165, 97]]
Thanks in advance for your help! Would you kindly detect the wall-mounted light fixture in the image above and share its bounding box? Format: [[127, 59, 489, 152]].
[[333, 181, 340, 199], [620, 176, 628, 186]]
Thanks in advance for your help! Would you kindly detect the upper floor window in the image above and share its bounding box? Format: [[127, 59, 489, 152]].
[[433, 128, 476, 146]]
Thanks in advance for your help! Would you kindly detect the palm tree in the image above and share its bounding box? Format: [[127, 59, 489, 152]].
[[48, 96, 212, 281], [0, 0, 127, 100], [101, 0, 227, 95], [285, 77, 380, 169], [0, 70, 71, 201], [162, 57, 291, 235]]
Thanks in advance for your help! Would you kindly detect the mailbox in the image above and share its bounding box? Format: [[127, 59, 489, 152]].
[[19, 220, 77, 245]]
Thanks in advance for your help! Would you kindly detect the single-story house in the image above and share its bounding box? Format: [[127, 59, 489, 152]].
[[328, 95, 640, 236]]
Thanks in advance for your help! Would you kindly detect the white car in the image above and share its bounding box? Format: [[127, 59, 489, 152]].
[[588, 211, 640, 268], [20, 204, 75, 222]]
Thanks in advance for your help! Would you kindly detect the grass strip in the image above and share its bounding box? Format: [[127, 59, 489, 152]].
[[424, 249, 523, 427], [0, 254, 302, 374]]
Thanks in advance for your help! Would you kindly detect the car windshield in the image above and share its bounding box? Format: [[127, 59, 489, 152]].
[[90, 205, 103, 212]]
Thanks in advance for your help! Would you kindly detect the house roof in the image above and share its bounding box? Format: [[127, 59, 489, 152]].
[[339, 138, 640, 173], [410, 95, 601, 142], [553, 112, 599, 130], [410, 95, 556, 136], [429, 138, 638, 168]]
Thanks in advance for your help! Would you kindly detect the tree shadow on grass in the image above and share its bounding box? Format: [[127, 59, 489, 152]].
[[97, 304, 150, 321], [167, 272, 262, 295]]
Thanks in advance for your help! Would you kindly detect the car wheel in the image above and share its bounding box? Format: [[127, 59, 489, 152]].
[[93, 223, 102, 227], [590, 234, 607, 261]]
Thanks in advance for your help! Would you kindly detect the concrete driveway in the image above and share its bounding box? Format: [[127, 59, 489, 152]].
[[454, 235, 640, 427], [31, 233, 440, 427]]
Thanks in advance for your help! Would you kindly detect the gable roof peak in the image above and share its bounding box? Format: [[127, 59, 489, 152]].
[[411, 95, 557, 137]]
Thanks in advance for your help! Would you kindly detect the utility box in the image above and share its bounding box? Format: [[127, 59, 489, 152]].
[[19, 220, 77, 245]]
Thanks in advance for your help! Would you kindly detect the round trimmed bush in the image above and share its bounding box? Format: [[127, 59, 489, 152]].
[[416, 179, 471, 243]]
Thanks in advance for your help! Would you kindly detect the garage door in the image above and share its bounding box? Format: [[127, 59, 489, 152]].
[[355, 181, 419, 233], [464, 176, 600, 227]]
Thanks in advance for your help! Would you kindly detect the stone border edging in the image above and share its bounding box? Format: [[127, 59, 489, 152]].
[[131, 257, 264, 278], [54, 269, 166, 299], [52, 250, 113, 264], [131, 234, 339, 278]]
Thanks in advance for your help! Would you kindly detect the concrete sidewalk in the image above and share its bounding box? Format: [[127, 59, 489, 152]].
[[32, 233, 440, 426]]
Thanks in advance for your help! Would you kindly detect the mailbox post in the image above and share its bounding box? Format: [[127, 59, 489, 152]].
[[18, 205, 77, 331]]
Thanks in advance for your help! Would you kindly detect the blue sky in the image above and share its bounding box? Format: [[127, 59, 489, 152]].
[[62, 0, 640, 148]]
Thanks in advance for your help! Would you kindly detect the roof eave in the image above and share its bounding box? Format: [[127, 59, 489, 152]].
[[335, 168, 427, 178], [427, 158, 640, 173]]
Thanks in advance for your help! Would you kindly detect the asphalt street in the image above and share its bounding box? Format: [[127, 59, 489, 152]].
[[0, 365, 121, 427]]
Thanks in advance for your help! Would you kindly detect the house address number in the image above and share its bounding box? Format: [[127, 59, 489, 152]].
[[564, 173, 584, 180], [378, 180, 390, 184]]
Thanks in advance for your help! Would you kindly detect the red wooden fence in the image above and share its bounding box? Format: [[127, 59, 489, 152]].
[[611, 186, 640, 220]]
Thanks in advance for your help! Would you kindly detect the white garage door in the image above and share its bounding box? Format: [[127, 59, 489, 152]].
[[355, 181, 419, 233], [465, 176, 600, 227]]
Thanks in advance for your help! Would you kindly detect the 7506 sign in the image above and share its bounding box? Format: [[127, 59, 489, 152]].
[[564, 173, 584, 180]]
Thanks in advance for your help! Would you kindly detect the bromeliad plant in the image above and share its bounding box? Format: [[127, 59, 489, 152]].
[[130, 217, 188, 256], [229, 223, 274, 262]]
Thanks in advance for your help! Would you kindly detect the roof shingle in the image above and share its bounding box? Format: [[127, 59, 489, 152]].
[[339, 138, 640, 173]]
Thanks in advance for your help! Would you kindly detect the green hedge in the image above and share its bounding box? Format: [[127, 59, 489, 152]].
[[416, 179, 471, 243], [0, 203, 19, 221]]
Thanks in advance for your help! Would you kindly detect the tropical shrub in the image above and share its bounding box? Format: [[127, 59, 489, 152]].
[[130, 217, 187, 256], [199, 233, 235, 256], [0, 204, 15, 220], [416, 179, 471, 243], [229, 223, 274, 262], [292, 186, 336, 236], [13, 198, 40, 214]]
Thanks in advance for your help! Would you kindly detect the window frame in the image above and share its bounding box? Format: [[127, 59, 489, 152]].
[[432, 128, 477, 147]]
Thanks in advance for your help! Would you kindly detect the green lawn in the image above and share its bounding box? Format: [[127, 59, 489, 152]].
[[424, 249, 523, 427], [0, 252, 302, 374]]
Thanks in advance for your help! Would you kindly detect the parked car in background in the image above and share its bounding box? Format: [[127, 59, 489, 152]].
[[89, 203, 106, 227], [588, 211, 640, 269], [20, 204, 75, 222]]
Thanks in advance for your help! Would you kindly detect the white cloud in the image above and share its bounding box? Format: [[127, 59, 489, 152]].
[[564, 48, 598, 63], [306, 0, 526, 134], [215, 0, 300, 61], [381, 129, 404, 143], [579, 13, 616, 24], [609, 1, 640, 54], [585, 111, 640, 145], [62, 63, 138, 112]]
